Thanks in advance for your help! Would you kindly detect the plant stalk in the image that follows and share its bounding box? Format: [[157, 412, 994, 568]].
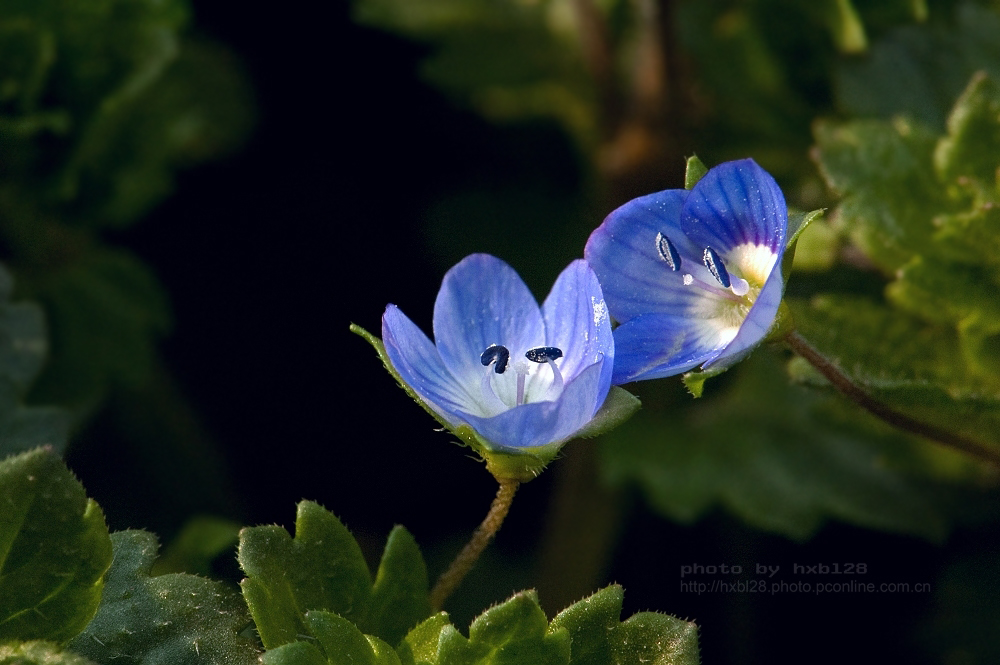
[[786, 330, 1000, 468], [430, 478, 520, 610]]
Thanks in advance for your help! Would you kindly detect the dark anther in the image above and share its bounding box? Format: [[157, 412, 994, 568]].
[[702, 246, 731, 288], [655, 232, 682, 271], [525, 346, 563, 363], [480, 344, 510, 374]]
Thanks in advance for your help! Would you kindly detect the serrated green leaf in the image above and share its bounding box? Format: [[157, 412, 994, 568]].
[[0, 641, 98, 665], [0, 448, 112, 644], [434, 590, 571, 665], [150, 515, 242, 577], [398, 613, 451, 665], [239, 501, 432, 651], [600, 345, 957, 541], [305, 611, 402, 665], [238, 501, 373, 649], [69, 530, 259, 665], [361, 526, 432, 646], [572, 387, 641, 439], [934, 71, 1000, 191], [401, 586, 699, 665]]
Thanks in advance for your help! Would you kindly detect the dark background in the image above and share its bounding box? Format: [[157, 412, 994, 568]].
[[62, 3, 1000, 664]]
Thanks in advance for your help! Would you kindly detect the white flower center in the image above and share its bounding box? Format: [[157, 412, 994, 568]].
[[478, 345, 566, 417]]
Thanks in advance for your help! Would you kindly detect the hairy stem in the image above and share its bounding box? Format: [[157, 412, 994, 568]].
[[786, 330, 1000, 468], [430, 478, 520, 610]]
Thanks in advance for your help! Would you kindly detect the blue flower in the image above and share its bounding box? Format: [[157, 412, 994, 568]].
[[380, 254, 615, 459], [584, 158, 787, 384]]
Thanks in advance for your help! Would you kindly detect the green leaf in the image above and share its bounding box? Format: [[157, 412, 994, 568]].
[[26, 247, 171, 406], [362, 526, 433, 646], [790, 295, 1000, 453], [549, 586, 699, 665], [600, 346, 957, 541], [398, 613, 450, 665], [0, 448, 112, 643], [69, 530, 260, 665], [934, 71, 1000, 191], [238, 501, 431, 650], [572, 387, 641, 439], [261, 641, 329, 665], [0, 641, 98, 665], [684, 155, 708, 190], [305, 611, 402, 665], [835, 3, 1000, 129], [812, 115, 946, 271], [398, 587, 699, 665], [149, 515, 242, 577], [429, 590, 570, 665], [351, 0, 616, 153]]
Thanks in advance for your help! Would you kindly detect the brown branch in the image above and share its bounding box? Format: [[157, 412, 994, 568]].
[[786, 330, 1000, 468], [429, 478, 520, 610]]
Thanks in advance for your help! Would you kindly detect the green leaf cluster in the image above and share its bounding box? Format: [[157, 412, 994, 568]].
[[811, 70, 1000, 451], [238, 500, 433, 651], [240, 501, 700, 665], [0, 0, 253, 409], [0, 447, 261, 664]]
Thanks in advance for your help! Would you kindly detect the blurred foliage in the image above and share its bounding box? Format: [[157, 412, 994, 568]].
[[0, 0, 253, 410]]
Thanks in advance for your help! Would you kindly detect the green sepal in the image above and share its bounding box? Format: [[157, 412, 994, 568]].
[[682, 365, 728, 399], [828, 0, 868, 54], [0, 448, 112, 644], [573, 387, 641, 439], [0, 641, 99, 665], [782, 207, 827, 281], [684, 155, 708, 190], [238, 501, 431, 649], [68, 530, 259, 665], [549, 585, 700, 665]]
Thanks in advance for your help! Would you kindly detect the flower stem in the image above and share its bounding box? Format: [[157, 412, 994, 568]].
[[430, 478, 520, 611], [785, 330, 1000, 468]]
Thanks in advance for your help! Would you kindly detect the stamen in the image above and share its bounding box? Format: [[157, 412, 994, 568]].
[[702, 246, 731, 289], [480, 369, 508, 412], [655, 232, 682, 271], [544, 358, 564, 399], [480, 344, 510, 374], [525, 347, 563, 363]]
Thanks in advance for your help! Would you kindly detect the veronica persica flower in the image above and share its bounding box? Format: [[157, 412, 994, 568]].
[[585, 158, 787, 384], [356, 254, 636, 480]]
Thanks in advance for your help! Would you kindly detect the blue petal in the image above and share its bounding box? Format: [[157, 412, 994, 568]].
[[585, 189, 704, 323], [541, 259, 614, 398], [457, 361, 607, 449], [703, 260, 784, 370], [610, 313, 723, 384], [433, 254, 545, 391], [681, 159, 787, 254], [382, 305, 482, 424]]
